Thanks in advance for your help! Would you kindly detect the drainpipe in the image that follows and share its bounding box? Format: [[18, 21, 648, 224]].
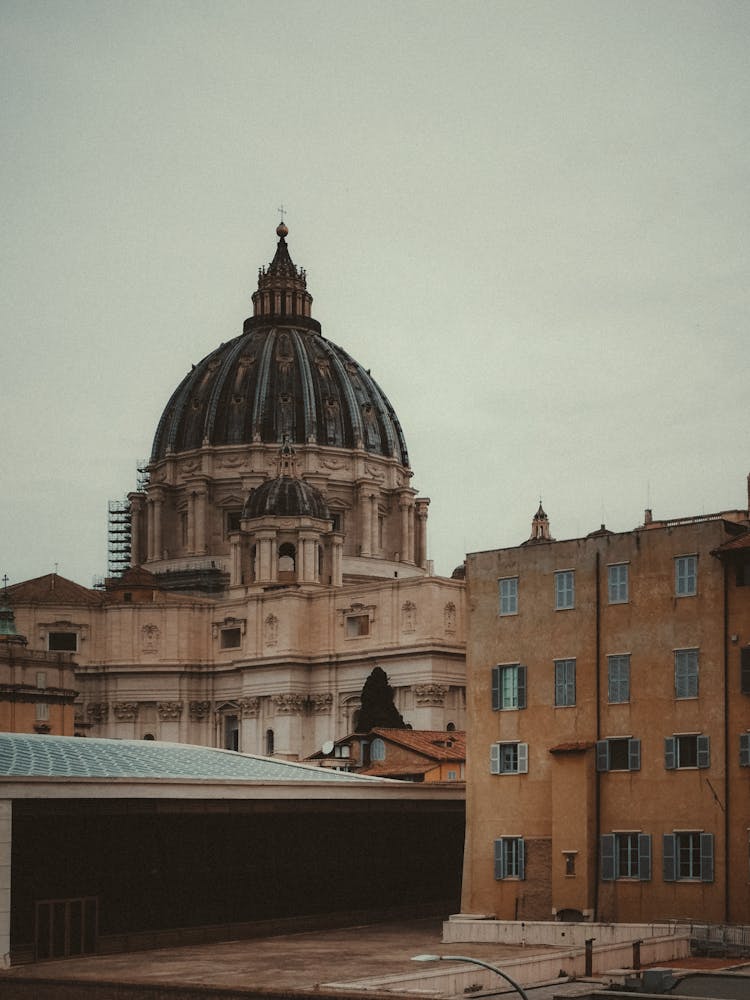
[[722, 559, 730, 923], [594, 550, 601, 921]]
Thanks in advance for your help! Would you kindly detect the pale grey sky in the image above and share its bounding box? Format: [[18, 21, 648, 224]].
[[2, 0, 749, 586]]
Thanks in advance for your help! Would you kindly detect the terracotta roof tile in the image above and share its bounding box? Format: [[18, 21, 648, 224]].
[[7, 574, 105, 607], [370, 728, 466, 760]]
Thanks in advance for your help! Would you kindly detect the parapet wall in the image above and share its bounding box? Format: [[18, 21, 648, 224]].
[[444, 916, 690, 948]]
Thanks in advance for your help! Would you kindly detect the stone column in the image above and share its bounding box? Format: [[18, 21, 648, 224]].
[[229, 534, 242, 586], [370, 493, 380, 555], [195, 487, 208, 555], [332, 536, 343, 587], [299, 535, 317, 583], [187, 492, 196, 554], [257, 532, 276, 583], [415, 499, 430, 568], [359, 484, 372, 557], [400, 497, 413, 563]]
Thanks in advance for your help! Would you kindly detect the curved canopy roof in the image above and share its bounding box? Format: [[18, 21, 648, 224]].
[[0, 733, 380, 783]]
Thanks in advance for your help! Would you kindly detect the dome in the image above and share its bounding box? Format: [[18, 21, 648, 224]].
[[243, 476, 330, 520], [150, 226, 409, 465]]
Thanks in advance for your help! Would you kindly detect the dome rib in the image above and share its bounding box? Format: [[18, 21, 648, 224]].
[[250, 328, 278, 441], [291, 329, 318, 441]]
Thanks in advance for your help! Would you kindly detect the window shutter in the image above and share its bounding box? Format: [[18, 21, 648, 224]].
[[700, 833, 714, 883], [697, 735, 710, 769], [517, 742, 528, 774], [638, 834, 652, 881], [629, 738, 641, 771], [663, 834, 676, 882], [492, 666, 500, 710], [517, 665, 527, 709], [601, 834, 615, 881], [490, 743, 500, 775], [740, 733, 750, 767], [741, 648, 750, 695], [596, 740, 609, 772], [494, 839, 505, 880], [517, 838, 525, 881], [664, 737, 676, 770]]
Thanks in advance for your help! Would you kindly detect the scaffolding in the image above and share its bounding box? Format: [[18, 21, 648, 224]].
[[107, 499, 132, 578]]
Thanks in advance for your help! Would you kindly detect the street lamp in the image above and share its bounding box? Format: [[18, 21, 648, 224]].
[[411, 954, 530, 1000]]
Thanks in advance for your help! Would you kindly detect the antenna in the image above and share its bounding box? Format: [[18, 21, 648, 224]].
[[322, 739, 334, 755]]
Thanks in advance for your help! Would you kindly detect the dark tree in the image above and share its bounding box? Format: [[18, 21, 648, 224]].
[[356, 666, 406, 731]]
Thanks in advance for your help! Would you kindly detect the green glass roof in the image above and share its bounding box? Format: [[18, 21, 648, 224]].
[[0, 733, 376, 782]]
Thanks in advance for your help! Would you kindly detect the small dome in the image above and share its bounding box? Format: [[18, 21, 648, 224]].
[[243, 477, 330, 520]]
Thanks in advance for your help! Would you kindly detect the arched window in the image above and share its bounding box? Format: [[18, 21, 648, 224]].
[[278, 542, 296, 573], [447, 722, 456, 732], [371, 738, 386, 762], [265, 729, 275, 756]]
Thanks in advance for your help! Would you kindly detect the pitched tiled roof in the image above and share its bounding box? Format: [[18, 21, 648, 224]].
[[369, 729, 466, 761], [6, 574, 105, 607], [712, 530, 750, 555]]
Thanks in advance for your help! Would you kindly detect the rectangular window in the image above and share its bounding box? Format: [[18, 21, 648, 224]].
[[491, 663, 527, 710], [663, 832, 714, 882], [601, 833, 651, 881], [555, 571, 575, 610], [741, 648, 750, 695], [554, 658, 576, 707], [494, 837, 525, 879], [36, 672, 47, 690], [665, 734, 710, 769], [345, 614, 370, 637], [596, 737, 641, 772], [740, 733, 750, 767], [498, 577, 519, 616], [675, 555, 697, 596], [225, 510, 242, 536], [675, 648, 699, 699], [490, 742, 528, 774], [220, 627, 242, 649], [608, 563, 629, 604], [36, 702, 49, 721], [607, 654, 631, 703], [48, 632, 77, 652]]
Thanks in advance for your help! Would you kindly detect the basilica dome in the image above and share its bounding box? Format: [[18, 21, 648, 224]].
[[150, 225, 409, 465], [243, 475, 330, 521]]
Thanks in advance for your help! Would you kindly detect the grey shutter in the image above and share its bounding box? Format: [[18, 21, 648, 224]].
[[601, 834, 615, 880], [741, 648, 750, 694], [494, 839, 505, 879], [664, 737, 676, 770], [517, 665, 527, 709], [596, 740, 609, 772], [492, 666, 500, 710], [663, 834, 676, 882], [517, 742, 528, 774], [638, 834, 652, 881], [740, 733, 750, 767], [700, 833, 714, 883], [490, 743, 500, 774], [697, 735, 710, 769], [518, 838, 525, 880], [628, 738, 641, 771]]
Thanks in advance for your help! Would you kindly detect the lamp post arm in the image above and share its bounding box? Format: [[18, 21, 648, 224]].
[[440, 955, 530, 1000]]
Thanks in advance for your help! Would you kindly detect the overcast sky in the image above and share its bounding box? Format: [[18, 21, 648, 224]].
[[2, 0, 748, 587]]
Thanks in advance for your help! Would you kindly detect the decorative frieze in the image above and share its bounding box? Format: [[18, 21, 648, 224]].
[[240, 697, 260, 718], [141, 624, 161, 653], [414, 683, 449, 706], [264, 614, 279, 646], [157, 701, 183, 721], [444, 602, 457, 633], [113, 701, 139, 721], [272, 693, 306, 715], [189, 700, 211, 721], [86, 702, 109, 723], [401, 601, 417, 632], [309, 693, 333, 714]]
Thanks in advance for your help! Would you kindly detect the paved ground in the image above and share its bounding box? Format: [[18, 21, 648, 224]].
[[1, 918, 564, 992], [1, 918, 746, 995]]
